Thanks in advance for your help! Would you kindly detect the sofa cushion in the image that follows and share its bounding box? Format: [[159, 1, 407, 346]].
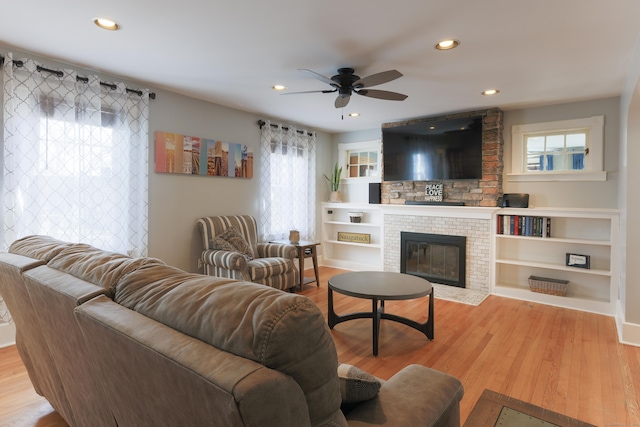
[[210, 226, 254, 260], [48, 244, 165, 296], [114, 263, 238, 308], [114, 269, 345, 427], [337, 363, 381, 404], [8, 235, 72, 262]]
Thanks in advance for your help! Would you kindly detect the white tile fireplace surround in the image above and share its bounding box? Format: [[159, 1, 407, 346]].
[[382, 205, 494, 293]]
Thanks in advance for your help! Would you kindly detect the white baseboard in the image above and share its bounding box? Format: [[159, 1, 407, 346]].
[[616, 300, 640, 347], [0, 322, 16, 348]]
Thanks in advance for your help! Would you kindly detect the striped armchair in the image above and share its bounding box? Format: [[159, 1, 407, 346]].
[[197, 215, 299, 291]]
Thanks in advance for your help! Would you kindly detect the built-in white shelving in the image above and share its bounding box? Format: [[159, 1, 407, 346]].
[[321, 202, 383, 271], [491, 207, 619, 315], [321, 203, 619, 316]]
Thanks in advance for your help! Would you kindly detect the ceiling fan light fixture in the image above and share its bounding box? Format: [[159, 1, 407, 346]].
[[291, 68, 407, 109], [93, 17, 121, 31], [349, 112, 360, 117], [436, 39, 459, 50], [482, 89, 500, 96]]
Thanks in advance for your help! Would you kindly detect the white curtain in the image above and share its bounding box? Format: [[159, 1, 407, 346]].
[[1, 52, 149, 256], [259, 120, 316, 242]]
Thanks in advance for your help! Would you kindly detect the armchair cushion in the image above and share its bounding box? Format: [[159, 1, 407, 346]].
[[248, 257, 294, 281], [210, 227, 254, 260], [337, 363, 381, 404], [256, 242, 297, 260]]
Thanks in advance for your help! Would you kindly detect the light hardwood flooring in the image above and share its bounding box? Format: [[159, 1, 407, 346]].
[[1, 266, 639, 426]]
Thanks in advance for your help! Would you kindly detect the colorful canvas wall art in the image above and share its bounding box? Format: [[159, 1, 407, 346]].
[[154, 131, 253, 178]]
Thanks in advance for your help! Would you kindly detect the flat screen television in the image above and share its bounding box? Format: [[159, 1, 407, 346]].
[[382, 115, 483, 181]]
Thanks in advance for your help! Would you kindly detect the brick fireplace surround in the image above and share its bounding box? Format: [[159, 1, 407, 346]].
[[380, 108, 504, 293]]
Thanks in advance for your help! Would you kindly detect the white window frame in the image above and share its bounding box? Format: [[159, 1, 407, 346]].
[[509, 115, 606, 182], [338, 139, 382, 184]]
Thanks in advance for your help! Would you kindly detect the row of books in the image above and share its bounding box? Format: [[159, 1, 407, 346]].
[[497, 215, 551, 237]]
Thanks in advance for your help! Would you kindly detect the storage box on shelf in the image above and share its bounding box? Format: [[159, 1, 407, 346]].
[[491, 207, 619, 315], [321, 202, 383, 271]]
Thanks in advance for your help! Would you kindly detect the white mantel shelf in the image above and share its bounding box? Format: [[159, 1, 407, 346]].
[[380, 204, 495, 220]]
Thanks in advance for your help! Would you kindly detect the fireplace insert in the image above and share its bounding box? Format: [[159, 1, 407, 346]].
[[400, 232, 466, 288]]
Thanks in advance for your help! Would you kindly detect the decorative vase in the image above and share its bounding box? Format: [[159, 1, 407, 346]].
[[329, 191, 343, 203], [289, 230, 300, 244]]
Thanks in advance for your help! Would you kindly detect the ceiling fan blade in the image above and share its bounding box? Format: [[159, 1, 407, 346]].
[[353, 70, 403, 88], [335, 95, 350, 108], [299, 69, 341, 87], [281, 89, 337, 95], [356, 89, 407, 101]]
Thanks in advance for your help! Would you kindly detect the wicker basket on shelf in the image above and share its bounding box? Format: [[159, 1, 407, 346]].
[[528, 276, 569, 296]]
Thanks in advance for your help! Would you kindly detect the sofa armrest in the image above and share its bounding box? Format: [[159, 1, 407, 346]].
[[202, 249, 248, 270], [256, 243, 297, 260], [345, 365, 464, 427]]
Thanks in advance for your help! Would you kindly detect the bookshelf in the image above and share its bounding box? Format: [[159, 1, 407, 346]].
[[491, 207, 619, 315], [321, 203, 383, 271]]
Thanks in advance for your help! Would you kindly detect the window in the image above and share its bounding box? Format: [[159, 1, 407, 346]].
[[259, 122, 316, 242], [338, 140, 381, 182], [347, 149, 379, 178], [38, 116, 115, 178], [2, 55, 149, 255], [510, 116, 606, 182], [525, 131, 587, 172]]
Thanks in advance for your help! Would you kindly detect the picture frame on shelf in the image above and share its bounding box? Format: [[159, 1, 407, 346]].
[[566, 253, 591, 269], [337, 232, 371, 244]]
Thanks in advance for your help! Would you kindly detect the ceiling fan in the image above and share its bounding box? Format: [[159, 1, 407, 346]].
[[284, 67, 408, 108]]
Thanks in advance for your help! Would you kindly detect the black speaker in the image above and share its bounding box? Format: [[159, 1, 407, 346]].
[[369, 183, 381, 204], [500, 193, 529, 208]]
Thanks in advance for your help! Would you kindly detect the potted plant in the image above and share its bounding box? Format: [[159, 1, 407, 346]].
[[324, 162, 343, 203]]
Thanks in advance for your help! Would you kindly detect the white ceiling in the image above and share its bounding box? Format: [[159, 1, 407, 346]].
[[2, 1, 640, 134]]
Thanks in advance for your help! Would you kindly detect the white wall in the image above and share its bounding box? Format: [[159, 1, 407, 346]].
[[329, 129, 383, 204], [619, 32, 640, 340], [503, 98, 620, 209], [148, 90, 332, 271]]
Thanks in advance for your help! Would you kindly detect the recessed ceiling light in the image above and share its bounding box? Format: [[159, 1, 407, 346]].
[[272, 85, 287, 91], [93, 17, 121, 31], [349, 112, 360, 117], [435, 39, 459, 50], [482, 89, 500, 96]]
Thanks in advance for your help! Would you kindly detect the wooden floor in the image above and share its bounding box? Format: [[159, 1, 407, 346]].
[[1, 266, 639, 426]]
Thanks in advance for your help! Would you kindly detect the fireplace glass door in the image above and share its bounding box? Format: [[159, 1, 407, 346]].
[[401, 232, 466, 288]]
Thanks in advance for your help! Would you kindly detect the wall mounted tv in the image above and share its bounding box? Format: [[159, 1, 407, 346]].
[[382, 115, 484, 181]]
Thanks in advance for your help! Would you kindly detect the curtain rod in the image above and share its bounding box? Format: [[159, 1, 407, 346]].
[[1, 56, 156, 99], [257, 120, 314, 137]]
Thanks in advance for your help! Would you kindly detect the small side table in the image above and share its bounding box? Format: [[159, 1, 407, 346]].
[[271, 240, 321, 291]]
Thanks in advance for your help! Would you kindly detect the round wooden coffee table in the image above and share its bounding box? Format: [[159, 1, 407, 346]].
[[327, 271, 434, 356]]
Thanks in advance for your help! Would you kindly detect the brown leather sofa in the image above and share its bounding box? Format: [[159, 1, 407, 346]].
[[0, 235, 464, 427]]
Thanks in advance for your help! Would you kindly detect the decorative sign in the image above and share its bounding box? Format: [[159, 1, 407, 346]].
[[566, 253, 590, 269], [155, 131, 253, 178], [337, 232, 371, 244], [425, 183, 444, 202]]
